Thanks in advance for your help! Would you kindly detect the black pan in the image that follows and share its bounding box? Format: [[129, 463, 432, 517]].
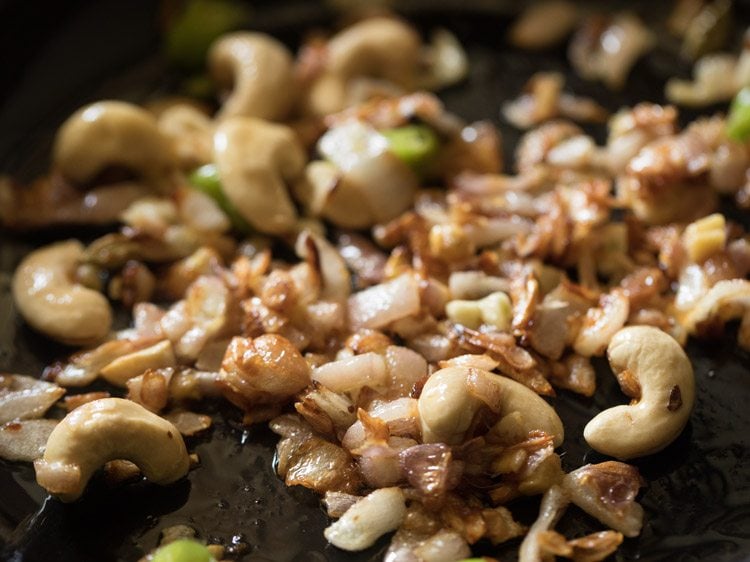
[[1, 1, 749, 560]]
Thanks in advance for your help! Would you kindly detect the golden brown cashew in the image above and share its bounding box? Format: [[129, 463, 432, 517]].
[[304, 17, 421, 115], [12, 240, 112, 346], [584, 326, 695, 460], [34, 398, 189, 502], [418, 366, 564, 445], [209, 32, 296, 121], [213, 117, 306, 234], [53, 101, 176, 187]]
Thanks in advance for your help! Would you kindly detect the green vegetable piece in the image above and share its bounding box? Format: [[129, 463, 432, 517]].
[[151, 539, 215, 562], [188, 164, 252, 233], [726, 86, 750, 142], [382, 124, 440, 175], [165, 0, 251, 70]]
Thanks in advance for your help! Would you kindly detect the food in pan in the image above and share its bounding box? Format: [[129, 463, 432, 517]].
[[2, 3, 750, 561]]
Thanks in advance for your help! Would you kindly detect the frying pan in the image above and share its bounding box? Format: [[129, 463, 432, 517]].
[[1, 1, 749, 560]]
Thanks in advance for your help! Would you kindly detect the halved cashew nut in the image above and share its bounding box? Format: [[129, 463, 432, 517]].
[[213, 117, 306, 234], [12, 240, 112, 346], [53, 101, 177, 187], [209, 32, 296, 121], [584, 326, 695, 459], [34, 398, 189, 502], [99, 340, 177, 387], [305, 17, 421, 115], [418, 366, 564, 446]]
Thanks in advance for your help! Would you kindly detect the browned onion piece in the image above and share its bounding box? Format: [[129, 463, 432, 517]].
[[400, 443, 461, 502], [163, 410, 212, 436], [563, 461, 645, 537], [0, 419, 58, 462], [323, 491, 361, 518], [271, 414, 362, 494], [218, 335, 310, 416]]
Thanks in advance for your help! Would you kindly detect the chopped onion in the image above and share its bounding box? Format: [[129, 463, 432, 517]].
[[348, 273, 421, 331]]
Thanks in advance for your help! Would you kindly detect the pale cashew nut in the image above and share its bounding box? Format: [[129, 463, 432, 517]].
[[418, 366, 564, 446], [34, 398, 189, 502], [12, 240, 112, 346], [584, 326, 695, 459], [209, 32, 296, 121], [213, 117, 306, 234], [305, 17, 421, 115], [53, 101, 177, 188]]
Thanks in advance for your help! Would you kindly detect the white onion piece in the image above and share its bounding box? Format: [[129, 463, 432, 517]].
[[175, 185, 230, 233], [385, 529, 471, 562], [348, 273, 421, 331], [312, 352, 387, 394], [296, 230, 351, 302], [420, 28, 469, 90], [385, 345, 428, 395], [0, 375, 65, 424], [324, 487, 407, 551], [519, 485, 571, 562]]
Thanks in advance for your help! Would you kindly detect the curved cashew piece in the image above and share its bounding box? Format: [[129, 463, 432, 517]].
[[418, 366, 563, 446], [12, 240, 112, 346], [53, 101, 176, 187], [213, 117, 306, 234], [305, 17, 421, 115], [34, 398, 189, 502], [209, 32, 296, 121], [584, 326, 695, 459]]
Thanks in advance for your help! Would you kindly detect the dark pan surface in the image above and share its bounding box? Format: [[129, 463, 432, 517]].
[[1, 1, 749, 560]]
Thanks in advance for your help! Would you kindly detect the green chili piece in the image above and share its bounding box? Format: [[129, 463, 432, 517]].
[[188, 164, 252, 234], [151, 539, 215, 562], [726, 86, 750, 142], [381, 124, 440, 175], [165, 0, 251, 70]]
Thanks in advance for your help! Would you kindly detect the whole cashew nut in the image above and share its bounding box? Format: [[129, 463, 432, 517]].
[[209, 32, 296, 121], [213, 117, 306, 234], [305, 17, 421, 115], [418, 366, 564, 446], [34, 398, 189, 501], [53, 101, 177, 188], [12, 240, 112, 346], [584, 326, 695, 460]]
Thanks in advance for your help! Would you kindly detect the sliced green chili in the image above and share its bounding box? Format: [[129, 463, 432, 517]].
[[381, 124, 440, 175], [188, 164, 252, 234], [726, 86, 750, 142], [151, 539, 215, 562]]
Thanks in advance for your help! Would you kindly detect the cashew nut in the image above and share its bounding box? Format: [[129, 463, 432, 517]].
[[53, 101, 176, 188], [305, 18, 421, 116], [418, 366, 564, 446], [209, 32, 296, 121], [213, 117, 306, 234], [34, 398, 189, 501], [12, 240, 112, 346], [584, 326, 695, 459]]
